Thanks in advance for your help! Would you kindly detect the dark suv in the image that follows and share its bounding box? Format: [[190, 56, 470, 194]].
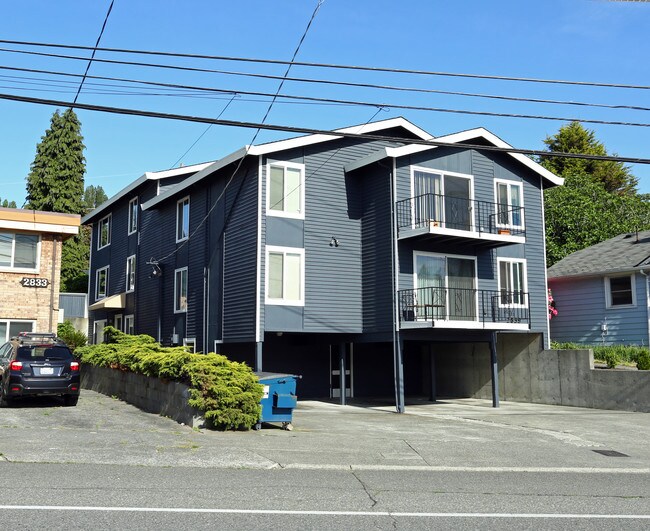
[[0, 332, 80, 406]]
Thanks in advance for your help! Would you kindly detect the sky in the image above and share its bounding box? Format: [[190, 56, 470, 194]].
[[0, 0, 648, 206]]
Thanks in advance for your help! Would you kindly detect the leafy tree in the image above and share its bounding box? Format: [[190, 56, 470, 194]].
[[540, 121, 637, 196], [26, 108, 88, 291], [0, 197, 17, 208], [540, 122, 650, 267], [83, 185, 108, 213]]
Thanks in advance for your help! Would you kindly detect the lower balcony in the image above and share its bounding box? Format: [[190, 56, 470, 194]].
[[398, 287, 530, 330]]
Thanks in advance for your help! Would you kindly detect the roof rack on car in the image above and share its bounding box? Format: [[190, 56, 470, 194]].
[[14, 332, 60, 345]]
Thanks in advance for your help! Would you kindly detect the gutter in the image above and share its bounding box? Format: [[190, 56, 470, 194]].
[[640, 269, 650, 347]]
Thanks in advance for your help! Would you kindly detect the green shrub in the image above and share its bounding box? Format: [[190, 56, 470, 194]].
[[603, 351, 621, 369], [57, 320, 88, 353], [77, 327, 263, 430], [637, 351, 650, 370]]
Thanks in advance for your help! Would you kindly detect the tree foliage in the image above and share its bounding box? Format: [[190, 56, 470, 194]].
[[541, 122, 650, 266], [83, 185, 108, 213], [1, 197, 17, 208]]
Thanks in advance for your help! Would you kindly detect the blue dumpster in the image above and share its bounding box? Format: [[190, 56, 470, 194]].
[[254, 372, 300, 430]]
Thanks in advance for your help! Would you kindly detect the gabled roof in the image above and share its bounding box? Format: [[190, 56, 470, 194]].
[[141, 117, 432, 211], [548, 230, 650, 279], [81, 161, 214, 224], [344, 127, 563, 187]]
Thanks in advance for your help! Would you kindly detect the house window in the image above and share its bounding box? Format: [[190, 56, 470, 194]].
[[174, 267, 188, 313], [176, 197, 190, 242], [498, 259, 527, 306], [266, 246, 304, 305], [495, 180, 523, 228], [98, 214, 111, 249], [124, 315, 134, 335], [0, 320, 35, 342], [126, 255, 136, 292], [0, 232, 39, 271], [128, 198, 138, 235], [96, 266, 109, 300], [93, 319, 107, 344], [605, 275, 635, 308], [114, 314, 123, 332], [183, 338, 196, 353], [267, 162, 305, 219]]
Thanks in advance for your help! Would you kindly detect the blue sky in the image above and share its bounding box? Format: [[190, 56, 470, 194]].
[[0, 0, 648, 206]]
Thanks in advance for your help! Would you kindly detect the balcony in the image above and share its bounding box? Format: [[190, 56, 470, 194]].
[[398, 287, 530, 330], [396, 193, 525, 245]]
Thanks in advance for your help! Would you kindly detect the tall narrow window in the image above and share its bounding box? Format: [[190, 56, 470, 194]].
[[267, 162, 305, 218], [98, 214, 111, 249], [126, 255, 136, 292], [96, 266, 109, 300], [174, 267, 188, 312], [176, 197, 190, 242], [128, 197, 138, 235], [498, 259, 527, 306], [495, 181, 523, 228], [124, 315, 135, 335], [266, 246, 304, 305]]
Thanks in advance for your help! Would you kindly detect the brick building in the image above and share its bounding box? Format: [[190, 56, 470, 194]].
[[0, 207, 80, 342]]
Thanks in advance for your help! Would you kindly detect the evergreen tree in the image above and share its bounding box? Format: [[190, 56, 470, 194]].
[[83, 185, 108, 213], [26, 108, 86, 214], [0, 197, 17, 208], [26, 108, 88, 292], [541, 122, 650, 266]]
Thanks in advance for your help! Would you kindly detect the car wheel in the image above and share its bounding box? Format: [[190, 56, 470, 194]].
[[63, 395, 79, 407]]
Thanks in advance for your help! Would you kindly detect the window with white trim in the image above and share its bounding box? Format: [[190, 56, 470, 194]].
[[0, 232, 39, 271], [124, 314, 134, 335], [605, 275, 636, 308], [266, 246, 304, 305], [0, 320, 35, 343], [98, 214, 111, 249], [126, 255, 136, 292], [128, 197, 138, 235], [183, 338, 196, 353], [267, 162, 305, 219], [176, 197, 190, 242], [174, 267, 188, 313], [96, 266, 109, 300], [495, 180, 524, 228], [114, 314, 123, 332], [498, 258, 527, 306]]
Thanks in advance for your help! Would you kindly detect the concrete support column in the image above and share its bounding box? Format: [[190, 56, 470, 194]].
[[255, 341, 263, 372], [394, 335, 405, 413]]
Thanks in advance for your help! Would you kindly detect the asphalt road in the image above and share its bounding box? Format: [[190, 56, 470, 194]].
[[0, 391, 648, 530]]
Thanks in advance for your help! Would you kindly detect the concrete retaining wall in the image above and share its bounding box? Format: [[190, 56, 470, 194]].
[[435, 333, 649, 412], [81, 364, 204, 427]]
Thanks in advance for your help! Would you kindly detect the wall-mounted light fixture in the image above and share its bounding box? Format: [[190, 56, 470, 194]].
[[329, 236, 340, 247], [147, 259, 162, 278]]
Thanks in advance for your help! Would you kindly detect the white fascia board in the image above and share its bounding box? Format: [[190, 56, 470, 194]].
[[0, 219, 79, 235], [336, 117, 433, 140], [344, 148, 391, 173], [144, 161, 215, 180]]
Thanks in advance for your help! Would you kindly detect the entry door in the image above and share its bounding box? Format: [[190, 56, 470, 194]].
[[330, 344, 353, 398], [94, 320, 107, 344], [414, 170, 442, 227], [444, 175, 472, 231], [415, 255, 446, 320], [447, 258, 476, 321]]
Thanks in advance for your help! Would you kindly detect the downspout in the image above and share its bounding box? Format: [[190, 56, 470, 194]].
[[540, 175, 551, 349], [640, 269, 650, 347], [49, 234, 59, 332]]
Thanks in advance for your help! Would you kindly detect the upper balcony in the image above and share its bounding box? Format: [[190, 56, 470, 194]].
[[396, 193, 525, 246]]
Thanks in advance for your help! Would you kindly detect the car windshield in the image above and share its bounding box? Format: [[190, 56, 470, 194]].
[[16, 345, 73, 361]]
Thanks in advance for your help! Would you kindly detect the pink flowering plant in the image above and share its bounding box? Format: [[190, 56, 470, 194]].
[[548, 289, 558, 319]]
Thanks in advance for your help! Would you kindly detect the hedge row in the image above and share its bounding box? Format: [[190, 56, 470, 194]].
[[551, 342, 650, 370], [75, 327, 263, 430]]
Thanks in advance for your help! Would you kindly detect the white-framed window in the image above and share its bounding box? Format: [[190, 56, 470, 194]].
[[174, 267, 188, 313], [93, 319, 107, 344], [183, 337, 196, 353], [96, 266, 109, 300], [124, 314, 134, 335], [605, 275, 636, 308], [265, 246, 305, 306], [114, 314, 123, 332], [176, 197, 190, 242], [497, 258, 528, 306], [267, 161, 305, 219], [495, 179, 524, 228], [126, 255, 136, 292], [0, 319, 35, 343], [128, 197, 138, 235], [98, 214, 111, 249], [0, 232, 40, 272]]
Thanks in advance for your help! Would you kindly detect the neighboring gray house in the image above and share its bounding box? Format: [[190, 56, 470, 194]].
[[82, 117, 562, 403], [548, 231, 650, 346]]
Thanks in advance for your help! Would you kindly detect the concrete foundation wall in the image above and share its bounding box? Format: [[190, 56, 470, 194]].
[[435, 333, 650, 412], [81, 364, 203, 427]]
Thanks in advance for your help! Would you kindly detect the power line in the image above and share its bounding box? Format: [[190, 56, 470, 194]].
[[1, 38, 649, 91], [1, 64, 648, 128], [1, 47, 647, 114], [2, 91, 649, 165]]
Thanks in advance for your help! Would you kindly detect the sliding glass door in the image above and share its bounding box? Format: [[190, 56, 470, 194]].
[[412, 169, 472, 230]]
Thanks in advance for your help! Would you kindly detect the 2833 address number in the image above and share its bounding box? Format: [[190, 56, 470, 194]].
[[20, 277, 50, 288]]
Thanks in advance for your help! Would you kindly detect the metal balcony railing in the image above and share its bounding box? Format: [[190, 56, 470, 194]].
[[398, 287, 530, 327], [396, 193, 525, 237]]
